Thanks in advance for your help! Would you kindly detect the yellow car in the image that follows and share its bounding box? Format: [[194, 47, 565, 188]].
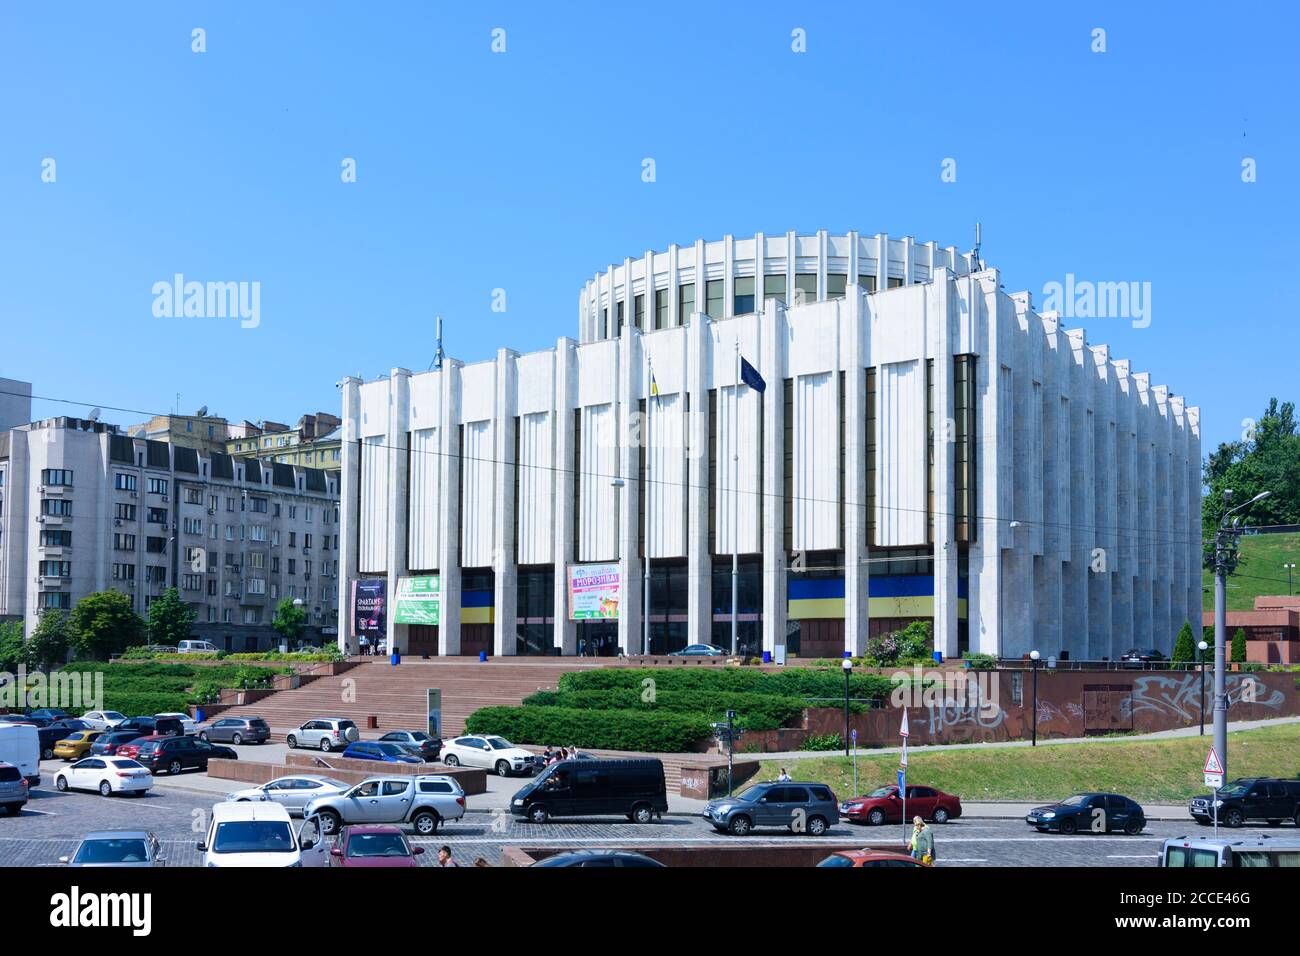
[[52, 731, 103, 760]]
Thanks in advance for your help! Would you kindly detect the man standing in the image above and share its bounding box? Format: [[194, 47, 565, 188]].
[[437, 845, 459, 868]]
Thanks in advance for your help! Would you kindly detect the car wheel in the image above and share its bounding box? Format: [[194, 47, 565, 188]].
[[99, 781, 113, 797], [1225, 808, 1245, 829], [495, 760, 511, 777], [231, 733, 242, 745], [1124, 819, 1143, 835], [728, 815, 753, 836], [286, 735, 297, 749], [412, 811, 439, 835], [55, 776, 68, 792], [933, 807, 950, 824], [41, 747, 54, 760], [319, 738, 332, 752], [444, 754, 459, 767], [200, 732, 209, 742], [318, 811, 342, 836], [1058, 817, 1078, 835], [632, 804, 654, 824], [867, 808, 886, 826], [2, 804, 21, 816], [167, 759, 183, 776], [806, 815, 828, 836], [529, 805, 549, 824]]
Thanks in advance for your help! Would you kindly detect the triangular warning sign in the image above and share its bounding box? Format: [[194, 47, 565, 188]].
[[1204, 748, 1224, 774], [900, 710, 910, 738]]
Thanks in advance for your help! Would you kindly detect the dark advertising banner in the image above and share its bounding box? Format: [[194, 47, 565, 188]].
[[352, 578, 387, 643]]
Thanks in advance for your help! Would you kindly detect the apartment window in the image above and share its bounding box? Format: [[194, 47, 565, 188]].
[[247, 578, 266, 595], [827, 274, 848, 299], [305, 507, 313, 523], [289, 505, 297, 519], [600, 307, 608, 338], [112, 563, 135, 581], [794, 273, 818, 306], [41, 498, 73, 517], [147, 478, 168, 495], [223, 609, 233, 623], [226, 497, 236, 512], [146, 536, 167, 554], [654, 287, 669, 330], [182, 573, 202, 591], [249, 552, 266, 569], [615, 300, 624, 337], [41, 469, 73, 487], [184, 487, 203, 505], [271, 556, 280, 573], [111, 503, 135, 521], [271, 529, 280, 547], [273, 503, 282, 517], [270, 582, 280, 600], [114, 473, 137, 491], [225, 526, 235, 542], [207, 606, 216, 622], [209, 495, 219, 511], [250, 497, 268, 513], [288, 532, 297, 548], [184, 545, 204, 567], [39, 560, 71, 577], [764, 274, 786, 304], [144, 566, 166, 584], [249, 525, 267, 542], [114, 533, 136, 551], [147, 507, 167, 524], [705, 279, 724, 319], [40, 529, 72, 547], [634, 293, 645, 331], [733, 276, 755, 315], [288, 559, 297, 575], [888, 276, 904, 289], [209, 522, 218, 539], [40, 592, 71, 610], [244, 609, 259, 625], [857, 274, 877, 293], [183, 517, 203, 535], [304, 533, 313, 549], [678, 282, 695, 324]]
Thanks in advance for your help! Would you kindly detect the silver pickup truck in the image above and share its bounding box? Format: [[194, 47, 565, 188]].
[[302, 775, 466, 836]]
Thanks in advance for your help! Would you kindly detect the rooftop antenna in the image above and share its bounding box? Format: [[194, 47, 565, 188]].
[[431, 315, 445, 371], [972, 222, 983, 271]]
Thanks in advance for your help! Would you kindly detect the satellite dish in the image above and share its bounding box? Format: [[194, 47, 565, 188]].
[[86, 407, 101, 422], [195, 405, 208, 418]]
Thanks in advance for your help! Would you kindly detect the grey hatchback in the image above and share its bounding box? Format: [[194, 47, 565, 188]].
[[0, 761, 27, 816], [201, 717, 271, 745], [704, 781, 839, 836]]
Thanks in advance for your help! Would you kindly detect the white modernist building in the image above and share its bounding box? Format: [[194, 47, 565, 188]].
[[338, 230, 1201, 661]]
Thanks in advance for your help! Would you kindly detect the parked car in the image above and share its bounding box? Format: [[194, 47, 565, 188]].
[[342, 741, 423, 764], [52, 731, 105, 761], [286, 718, 360, 752], [330, 824, 425, 867], [25, 708, 69, 722], [817, 849, 929, 867], [198, 801, 328, 867], [841, 785, 963, 825], [226, 775, 351, 815], [133, 736, 236, 775], [78, 711, 127, 731], [441, 734, 540, 777], [378, 730, 442, 761], [1120, 648, 1166, 668], [154, 712, 200, 736], [704, 781, 840, 836], [668, 643, 727, 657], [0, 713, 42, 727], [36, 719, 92, 759], [200, 716, 271, 745], [1189, 778, 1300, 828], [178, 640, 219, 654], [512, 758, 668, 824], [59, 830, 165, 867], [117, 716, 184, 738], [90, 730, 146, 757], [0, 760, 29, 815], [115, 735, 163, 761], [1026, 793, 1146, 834], [532, 850, 665, 868], [0, 723, 41, 786], [303, 774, 467, 836], [54, 757, 153, 797]]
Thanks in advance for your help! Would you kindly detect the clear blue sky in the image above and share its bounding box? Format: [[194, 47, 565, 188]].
[[1, 1, 1296, 456]]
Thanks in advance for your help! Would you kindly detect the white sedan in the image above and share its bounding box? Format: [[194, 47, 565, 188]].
[[441, 734, 541, 776], [79, 711, 127, 731], [154, 712, 199, 736], [225, 775, 352, 816], [55, 758, 154, 797]]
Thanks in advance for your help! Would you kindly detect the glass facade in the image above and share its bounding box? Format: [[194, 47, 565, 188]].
[[705, 279, 724, 319], [733, 276, 755, 315]]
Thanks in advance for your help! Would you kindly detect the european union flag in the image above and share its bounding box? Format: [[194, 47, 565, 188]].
[[740, 357, 766, 393]]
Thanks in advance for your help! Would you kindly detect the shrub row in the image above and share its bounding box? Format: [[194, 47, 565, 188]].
[[54, 661, 286, 716], [465, 705, 713, 753], [557, 667, 895, 703], [520, 688, 807, 731]]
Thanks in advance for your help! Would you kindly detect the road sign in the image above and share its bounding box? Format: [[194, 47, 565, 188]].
[[897, 769, 905, 790], [1205, 772, 1224, 789], [850, 728, 857, 742], [900, 710, 910, 738], [1204, 747, 1224, 775]]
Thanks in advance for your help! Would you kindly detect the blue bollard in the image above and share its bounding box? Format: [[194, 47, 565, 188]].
[[390, 650, 400, 666], [933, 651, 944, 664], [762, 651, 772, 664], [479, 651, 487, 662]]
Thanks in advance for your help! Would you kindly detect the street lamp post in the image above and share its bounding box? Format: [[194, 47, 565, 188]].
[[1197, 639, 1209, 736], [1029, 650, 1041, 746], [841, 657, 852, 757], [1285, 563, 1296, 596]]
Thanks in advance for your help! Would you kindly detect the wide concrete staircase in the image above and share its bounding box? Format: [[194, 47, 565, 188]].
[[211, 658, 608, 739]]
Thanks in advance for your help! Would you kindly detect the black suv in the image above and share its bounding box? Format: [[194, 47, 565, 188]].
[[1190, 778, 1300, 828], [134, 736, 237, 776]]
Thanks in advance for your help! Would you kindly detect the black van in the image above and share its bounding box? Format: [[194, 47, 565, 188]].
[[511, 758, 668, 824]]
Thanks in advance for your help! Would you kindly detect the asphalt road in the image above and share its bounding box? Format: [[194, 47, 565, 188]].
[[3, 776, 1289, 867]]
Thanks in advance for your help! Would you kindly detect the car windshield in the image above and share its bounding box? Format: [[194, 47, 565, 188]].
[[733, 786, 765, 802], [213, 821, 295, 854], [73, 839, 149, 864], [317, 778, 347, 789], [1059, 794, 1091, 807], [338, 721, 357, 731], [104, 713, 125, 721], [109, 759, 142, 770], [868, 787, 896, 798], [409, 733, 431, 742], [347, 833, 411, 858], [1217, 782, 1251, 797], [486, 737, 513, 750], [375, 744, 403, 755]]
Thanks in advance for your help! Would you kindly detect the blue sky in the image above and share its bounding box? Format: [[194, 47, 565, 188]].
[[1, 1, 1296, 456]]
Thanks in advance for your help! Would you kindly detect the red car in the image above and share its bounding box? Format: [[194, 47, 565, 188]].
[[841, 785, 962, 826], [817, 849, 930, 868], [115, 735, 164, 761], [330, 825, 425, 867]]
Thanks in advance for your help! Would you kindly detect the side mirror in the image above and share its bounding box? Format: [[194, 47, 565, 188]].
[[195, 842, 207, 852], [412, 846, 425, 855], [58, 856, 69, 865], [330, 847, 342, 857]]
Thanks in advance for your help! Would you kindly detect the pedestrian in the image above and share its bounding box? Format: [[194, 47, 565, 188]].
[[542, 745, 554, 764], [358, 635, 369, 657], [437, 845, 459, 868], [578, 638, 587, 657], [910, 816, 934, 865], [777, 767, 791, 782]]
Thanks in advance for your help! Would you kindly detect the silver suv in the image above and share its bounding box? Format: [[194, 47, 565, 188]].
[[303, 774, 466, 836], [286, 718, 360, 752]]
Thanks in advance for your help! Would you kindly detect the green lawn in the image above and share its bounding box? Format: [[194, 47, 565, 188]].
[[1203, 531, 1300, 612], [759, 723, 1300, 804]]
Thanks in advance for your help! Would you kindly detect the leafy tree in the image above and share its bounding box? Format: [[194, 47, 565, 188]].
[[146, 587, 197, 647], [0, 620, 27, 672], [271, 598, 307, 646], [70, 590, 144, 660], [1203, 398, 1300, 536], [26, 611, 71, 670], [1230, 627, 1248, 663], [1171, 621, 1196, 665]]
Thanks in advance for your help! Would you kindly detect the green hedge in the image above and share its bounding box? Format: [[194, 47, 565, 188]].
[[54, 661, 287, 717], [465, 705, 713, 752], [520, 688, 806, 731], [556, 666, 895, 703]]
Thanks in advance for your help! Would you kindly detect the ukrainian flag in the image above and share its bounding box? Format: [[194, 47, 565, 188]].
[[461, 589, 495, 625], [787, 578, 845, 619]]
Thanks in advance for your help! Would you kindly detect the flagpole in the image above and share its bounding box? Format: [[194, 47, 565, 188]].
[[731, 339, 739, 656], [643, 354, 651, 657]]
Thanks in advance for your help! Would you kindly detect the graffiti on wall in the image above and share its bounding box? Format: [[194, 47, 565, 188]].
[[1123, 674, 1284, 722]]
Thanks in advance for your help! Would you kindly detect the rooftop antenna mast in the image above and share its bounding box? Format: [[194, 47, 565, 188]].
[[431, 315, 446, 371], [972, 222, 983, 271]]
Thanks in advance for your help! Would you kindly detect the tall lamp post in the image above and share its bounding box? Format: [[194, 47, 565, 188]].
[[1285, 563, 1296, 596], [1029, 650, 1041, 746], [841, 657, 853, 757], [1197, 639, 1209, 736]]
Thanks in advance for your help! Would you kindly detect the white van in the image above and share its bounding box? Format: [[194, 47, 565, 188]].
[[198, 801, 329, 867], [178, 640, 218, 654], [0, 723, 40, 786]]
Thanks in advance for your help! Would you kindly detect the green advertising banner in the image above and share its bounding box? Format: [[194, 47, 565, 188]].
[[394, 575, 441, 625]]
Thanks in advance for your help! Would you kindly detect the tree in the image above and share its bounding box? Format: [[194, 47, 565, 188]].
[[26, 611, 71, 670], [1231, 627, 1248, 663], [1171, 621, 1196, 665], [1203, 397, 1300, 536], [69, 590, 144, 660], [271, 598, 307, 647], [0, 620, 27, 672], [146, 587, 197, 648]]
